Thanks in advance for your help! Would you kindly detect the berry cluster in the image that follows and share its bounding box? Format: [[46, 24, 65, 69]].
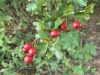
[[50, 20, 81, 38], [22, 43, 36, 64], [22, 20, 81, 64]]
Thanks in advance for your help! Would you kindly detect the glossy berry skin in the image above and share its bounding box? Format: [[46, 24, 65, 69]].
[[28, 47, 36, 57], [72, 20, 81, 30], [50, 30, 59, 38], [59, 22, 67, 31], [23, 42, 32, 53], [24, 55, 32, 64]]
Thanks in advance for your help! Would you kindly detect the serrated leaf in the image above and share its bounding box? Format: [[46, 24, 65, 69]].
[[56, 0, 62, 10], [33, 21, 44, 31], [75, 12, 90, 20], [37, 43, 48, 56], [49, 61, 59, 70], [1, 61, 8, 67], [26, 0, 44, 15], [55, 50, 62, 59], [62, 58, 70, 66], [36, 31, 49, 39], [83, 42, 97, 56], [26, 3, 37, 11], [54, 17, 62, 29], [74, 0, 87, 6], [43, 11, 51, 18], [50, 46, 62, 59], [84, 54, 91, 61], [73, 64, 84, 75], [85, 3, 94, 13], [63, 4, 74, 16], [89, 43, 97, 56]]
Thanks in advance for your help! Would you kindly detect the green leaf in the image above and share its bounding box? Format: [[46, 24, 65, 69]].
[[46, 52, 54, 59], [63, 4, 74, 16], [43, 11, 51, 18], [84, 54, 91, 61], [56, 0, 62, 10], [91, 68, 96, 73], [50, 46, 62, 59], [33, 21, 44, 31], [0, 2, 6, 10], [1, 61, 8, 68], [37, 60, 47, 68], [0, 39, 3, 46], [83, 66, 89, 72], [26, 0, 44, 15], [36, 31, 49, 39], [75, 11, 90, 20], [26, 3, 37, 11], [55, 49, 62, 59], [54, 17, 62, 29], [44, 18, 56, 29], [74, 0, 87, 6], [73, 64, 84, 75], [83, 42, 97, 56], [13, 0, 18, 9], [85, 3, 94, 13], [36, 43, 48, 56], [49, 61, 59, 70], [89, 43, 97, 56], [62, 58, 70, 66]]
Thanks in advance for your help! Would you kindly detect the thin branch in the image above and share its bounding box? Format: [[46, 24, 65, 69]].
[[1, 2, 18, 24], [19, 5, 33, 25]]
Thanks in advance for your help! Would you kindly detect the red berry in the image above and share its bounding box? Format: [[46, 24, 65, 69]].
[[23, 42, 32, 53], [24, 55, 32, 64], [50, 30, 59, 38], [28, 47, 36, 57], [22, 47, 26, 53], [72, 20, 81, 30], [59, 22, 67, 31]]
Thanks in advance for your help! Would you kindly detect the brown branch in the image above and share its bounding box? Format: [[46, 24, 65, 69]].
[[19, 5, 33, 25]]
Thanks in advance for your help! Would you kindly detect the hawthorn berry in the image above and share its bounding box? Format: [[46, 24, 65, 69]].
[[28, 47, 36, 57], [24, 55, 32, 64], [22, 42, 32, 53], [72, 20, 81, 30], [59, 22, 67, 31], [50, 30, 59, 38]]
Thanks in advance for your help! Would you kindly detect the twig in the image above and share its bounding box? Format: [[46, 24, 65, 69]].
[[32, 38, 40, 44], [55, 69, 58, 75], [47, 65, 51, 75], [19, 5, 33, 25], [1, 2, 18, 24], [73, 16, 77, 20]]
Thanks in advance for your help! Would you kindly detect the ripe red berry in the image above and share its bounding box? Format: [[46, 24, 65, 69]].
[[50, 30, 59, 38], [59, 22, 67, 31], [23, 42, 32, 53], [28, 47, 36, 57], [24, 55, 32, 64], [72, 20, 81, 30]]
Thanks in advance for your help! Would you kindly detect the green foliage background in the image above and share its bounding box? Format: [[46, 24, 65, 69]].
[[0, 0, 98, 75]]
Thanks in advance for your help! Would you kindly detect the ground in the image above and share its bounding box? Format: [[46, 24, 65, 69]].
[[82, 13, 100, 75], [19, 13, 100, 75]]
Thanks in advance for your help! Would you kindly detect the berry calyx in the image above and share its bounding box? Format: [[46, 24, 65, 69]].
[[59, 22, 67, 31], [28, 47, 36, 57], [22, 42, 32, 53], [24, 55, 32, 64], [72, 20, 81, 30], [50, 30, 59, 38]]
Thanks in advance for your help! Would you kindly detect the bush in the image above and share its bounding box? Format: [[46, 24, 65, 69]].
[[0, 0, 97, 75]]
